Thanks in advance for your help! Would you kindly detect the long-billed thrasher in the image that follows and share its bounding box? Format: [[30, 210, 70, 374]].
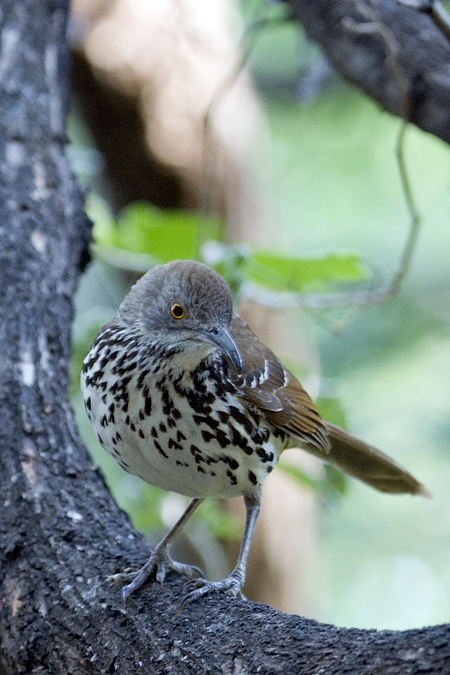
[[81, 259, 427, 604]]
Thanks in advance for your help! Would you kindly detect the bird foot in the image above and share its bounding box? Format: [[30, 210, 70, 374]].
[[180, 570, 246, 607], [108, 549, 203, 603]]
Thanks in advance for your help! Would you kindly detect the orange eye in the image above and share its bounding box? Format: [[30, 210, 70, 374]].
[[170, 303, 185, 320]]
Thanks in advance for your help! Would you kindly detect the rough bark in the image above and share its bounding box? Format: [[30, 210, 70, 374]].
[[288, 0, 450, 145], [1, 0, 450, 673]]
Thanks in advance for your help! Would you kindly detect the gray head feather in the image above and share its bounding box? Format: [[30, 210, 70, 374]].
[[117, 260, 233, 342]]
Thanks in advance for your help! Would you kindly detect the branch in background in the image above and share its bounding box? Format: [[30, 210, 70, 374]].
[[239, 1, 422, 309], [395, 0, 450, 44], [287, 0, 450, 145]]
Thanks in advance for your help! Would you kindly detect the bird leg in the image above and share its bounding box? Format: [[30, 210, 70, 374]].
[[181, 492, 261, 606], [109, 497, 204, 603]]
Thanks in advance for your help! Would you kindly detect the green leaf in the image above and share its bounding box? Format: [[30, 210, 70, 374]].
[[92, 200, 221, 265], [244, 251, 368, 292]]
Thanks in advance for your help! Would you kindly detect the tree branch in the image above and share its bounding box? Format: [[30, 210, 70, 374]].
[[1, 0, 450, 672], [288, 0, 450, 145]]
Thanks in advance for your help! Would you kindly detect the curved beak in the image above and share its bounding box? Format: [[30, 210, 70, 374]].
[[201, 325, 243, 373]]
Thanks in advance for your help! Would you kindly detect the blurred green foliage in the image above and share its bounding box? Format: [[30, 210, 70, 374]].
[[245, 251, 367, 292], [87, 194, 367, 295]]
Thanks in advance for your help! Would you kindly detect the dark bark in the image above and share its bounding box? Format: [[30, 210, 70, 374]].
[[1, 0, 450, 673], [288, 0, 450, 145]]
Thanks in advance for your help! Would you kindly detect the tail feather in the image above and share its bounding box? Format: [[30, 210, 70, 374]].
[[304, 421, 429, 497]]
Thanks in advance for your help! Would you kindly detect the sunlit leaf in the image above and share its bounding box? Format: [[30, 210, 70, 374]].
[[244, 251, 368, 292], [92, 200, 221, 264]]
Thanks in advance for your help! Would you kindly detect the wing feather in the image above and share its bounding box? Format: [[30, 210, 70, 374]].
[[229, 315, 330, 452]]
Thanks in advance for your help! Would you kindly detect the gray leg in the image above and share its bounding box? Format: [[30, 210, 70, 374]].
[[110, 498, 204, 602], [181, 491, 261, 606]]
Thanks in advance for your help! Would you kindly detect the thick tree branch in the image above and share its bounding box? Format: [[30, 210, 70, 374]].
[[1, 0, 450, 672], [288, 0, 450, 145]]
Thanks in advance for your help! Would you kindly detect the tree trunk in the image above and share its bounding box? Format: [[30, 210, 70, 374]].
[[1, 0, 450, 672]]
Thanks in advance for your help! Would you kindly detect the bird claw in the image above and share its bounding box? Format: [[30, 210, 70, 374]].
[[109, 550, 204, 603], [179, 572, 245, 607], [107, 569, 136, 584]]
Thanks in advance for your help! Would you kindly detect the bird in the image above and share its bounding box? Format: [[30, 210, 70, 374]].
[[81, 259, 428, 605]]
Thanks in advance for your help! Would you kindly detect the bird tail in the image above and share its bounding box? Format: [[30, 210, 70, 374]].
[[305, 421, 430, 497]]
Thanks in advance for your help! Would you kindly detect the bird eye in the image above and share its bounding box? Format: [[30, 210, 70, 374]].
[[170, 303, 185, 320]]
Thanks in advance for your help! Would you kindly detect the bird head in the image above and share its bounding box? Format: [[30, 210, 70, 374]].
[[117, 260, 243, 372]]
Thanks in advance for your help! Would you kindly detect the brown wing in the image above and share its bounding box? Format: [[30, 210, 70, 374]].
[[228, 315, 428, 497], [229, 315, 330, 453]]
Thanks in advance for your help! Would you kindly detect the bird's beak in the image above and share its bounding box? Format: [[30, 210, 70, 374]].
[[201, 325, 243, 373]]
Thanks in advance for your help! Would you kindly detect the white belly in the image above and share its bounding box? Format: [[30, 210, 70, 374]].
[[81, 344, 285, 499]]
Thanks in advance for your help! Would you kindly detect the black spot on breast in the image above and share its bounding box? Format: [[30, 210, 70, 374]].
[[251, 427, 270, 445], [159, 422, 167, 433], [248, 470, 257, 485], [215, 429, 230, 449], [154, 440, 168, 459], [194, 414, 219, 431], [108, 403, 115, 424], [89, 368, 104, 385], [226, 470, 237, 486], [177, 431, 186, 442], [136, 369, 150, 390], [139, 429, 145, 439], [229, 424, 248, 450], [85, 397, 91, 411], [255, 447, 273, 463], [229, 406, 254, 435], [151, 427, 158, 438], [218, 410, 229, 423], [201, 430, 215, 443], [145, 396, 152, 416], [168, 438, 182, 450], [190, 444, 205, 464]]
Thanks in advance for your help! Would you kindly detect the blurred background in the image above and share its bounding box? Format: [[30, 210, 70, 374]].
[[69, 0, 450, 629]]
